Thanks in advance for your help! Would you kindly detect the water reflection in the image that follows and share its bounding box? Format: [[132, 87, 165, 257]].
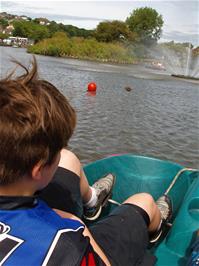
[[86, 91, 97, 97]]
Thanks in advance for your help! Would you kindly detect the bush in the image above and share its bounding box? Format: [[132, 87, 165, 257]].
[[28, 34, 136, 63]]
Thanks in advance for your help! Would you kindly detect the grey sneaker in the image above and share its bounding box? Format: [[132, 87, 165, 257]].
[[156, 194, 172, 223], [84, 174, 116, 221], [150, 194, 172, 243]]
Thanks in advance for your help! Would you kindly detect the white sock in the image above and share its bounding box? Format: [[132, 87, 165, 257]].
[[84, 187, 98, 208]]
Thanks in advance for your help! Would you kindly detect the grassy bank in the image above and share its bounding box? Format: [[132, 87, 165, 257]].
[[28, 32, 136, 64]]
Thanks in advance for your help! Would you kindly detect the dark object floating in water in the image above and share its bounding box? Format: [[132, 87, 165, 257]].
[[124, 86, 132, 92], [171, 74, 199, 81]]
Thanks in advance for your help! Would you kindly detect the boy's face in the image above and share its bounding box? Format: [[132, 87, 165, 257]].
[[38, 151, 61, 190]]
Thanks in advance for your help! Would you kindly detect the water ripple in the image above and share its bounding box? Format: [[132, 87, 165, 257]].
[[1, 47, 199, 168]]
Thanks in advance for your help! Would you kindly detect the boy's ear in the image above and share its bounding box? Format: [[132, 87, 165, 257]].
[[31, 161, 43, 181]]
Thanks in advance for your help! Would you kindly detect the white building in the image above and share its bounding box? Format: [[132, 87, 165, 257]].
[[3, 36, 29, 46]]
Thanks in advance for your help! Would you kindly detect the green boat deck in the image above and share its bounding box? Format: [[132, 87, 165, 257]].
[[84, 154, 199, 265]]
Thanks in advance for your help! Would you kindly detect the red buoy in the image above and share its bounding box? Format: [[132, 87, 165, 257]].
[[87, 82, 97, 92]]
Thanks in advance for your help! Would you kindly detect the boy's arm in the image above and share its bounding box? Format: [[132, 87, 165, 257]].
[[54, 208, 111, 266]]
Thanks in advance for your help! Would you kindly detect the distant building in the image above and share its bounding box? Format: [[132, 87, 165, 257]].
[[3, 36, 29, 47], [0, 12, 8, 18], [3, 38, 12, 45], [0, 12, 15, 20], [20, 16, 28, 20], [35, 17, 50, 25], [193, 46, 199, 55], [3, 24, 14, 35]]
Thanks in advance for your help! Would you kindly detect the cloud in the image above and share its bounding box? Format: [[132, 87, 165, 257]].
[[1, 1, 105, 21], [162, 30, 198, 45], [170, 1, 198, 12], [31, 13, 103, 22], [164, 23, 199, 34], [1, 1, 18, 8], [1, 0, 198, 45]]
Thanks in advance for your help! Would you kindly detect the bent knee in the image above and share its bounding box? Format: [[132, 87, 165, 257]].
[[123, 193, 154, 205], [123, 193, 156, 221], [59, 149, 81, 177]]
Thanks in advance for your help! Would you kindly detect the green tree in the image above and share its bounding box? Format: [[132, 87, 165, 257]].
[[60, 24, 94, 38], [0, 32, 9, 39], [159, 41, 193, 53], [12, 20, 31, 37], [126, 7, 163, 45], [13, 20, 50, 42], [31, 24, 50, 42], [95, 20, 132, 42], [28, 34, 135, 63], [52, 31, 68, 39], [47, 21, 62, 36], [0, 18, 9, 28]]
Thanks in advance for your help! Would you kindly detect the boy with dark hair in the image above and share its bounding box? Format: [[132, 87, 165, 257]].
[[0, 57, 172, 265]]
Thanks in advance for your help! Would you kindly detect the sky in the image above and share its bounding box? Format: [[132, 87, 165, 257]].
[[1, 0, 199, 46]]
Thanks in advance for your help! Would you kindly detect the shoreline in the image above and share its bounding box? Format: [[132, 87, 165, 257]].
[[0, 44, 138, 65], [27, 51, 139, 66], [1, 46, 198, 84]]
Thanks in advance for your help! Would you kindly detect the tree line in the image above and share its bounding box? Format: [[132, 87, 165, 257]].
[[28, 32, 136, 63], [2, 7, 197, 62], [1, 7, 164, 46]]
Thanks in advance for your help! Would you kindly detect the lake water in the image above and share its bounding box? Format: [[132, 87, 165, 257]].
[[0, 46, 198, 168]]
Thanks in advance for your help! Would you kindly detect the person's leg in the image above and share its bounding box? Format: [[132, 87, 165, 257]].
[[38, 149, 97, 217], [123, 193, 161, 233], [37, 166, 83, 216], [58, 149, 115, 220], [124, 192, 172, 242], [89, 193, 172, 265], [89, 193, 156, 265], [59, 149, 92, 203]]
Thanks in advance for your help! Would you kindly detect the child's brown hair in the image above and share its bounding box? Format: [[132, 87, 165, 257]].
[[0, 57, 76, 185]]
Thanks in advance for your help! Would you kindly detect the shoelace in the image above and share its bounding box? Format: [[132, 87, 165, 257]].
[[156, 197, 170, 220], [93, 176, 113, 194]]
